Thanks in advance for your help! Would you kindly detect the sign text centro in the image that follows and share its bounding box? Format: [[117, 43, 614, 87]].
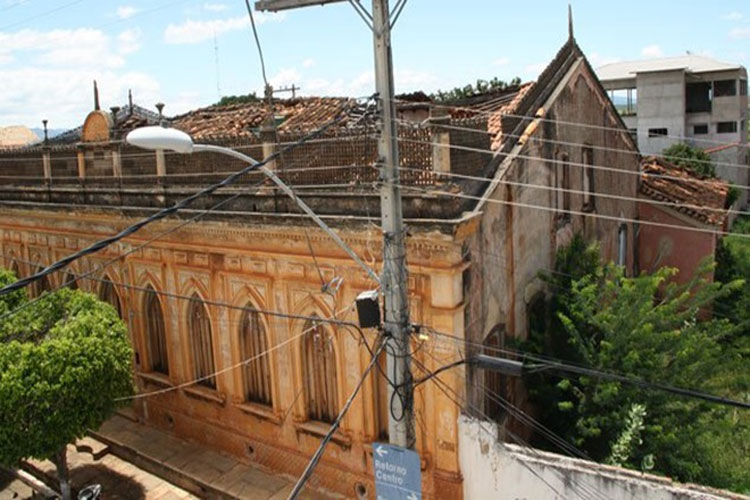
[[372, 443, 422, 500]]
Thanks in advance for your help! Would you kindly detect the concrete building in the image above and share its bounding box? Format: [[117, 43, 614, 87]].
[[0, 32, 641, 498], [597, 55, 749, 204]]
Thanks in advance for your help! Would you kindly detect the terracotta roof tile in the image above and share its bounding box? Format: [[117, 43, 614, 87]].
[[640, 156, 729, 226], [172, 97, 354, 140]]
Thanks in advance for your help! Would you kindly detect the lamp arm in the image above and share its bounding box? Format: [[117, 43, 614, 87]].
[[193, 144, 381, 284]]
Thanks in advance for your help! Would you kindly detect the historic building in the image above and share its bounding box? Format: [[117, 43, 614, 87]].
[[0, 30, 641, 498]]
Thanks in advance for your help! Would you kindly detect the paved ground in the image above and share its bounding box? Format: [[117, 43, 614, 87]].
[[0, 469, 38, 500], [93, 415, 328, 499], [0, 439, 196, 500]]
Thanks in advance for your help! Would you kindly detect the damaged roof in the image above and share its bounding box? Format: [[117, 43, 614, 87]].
[[171, 97, 356, 140], [48, 104, 162, 145], [640, 156, 729, 226]]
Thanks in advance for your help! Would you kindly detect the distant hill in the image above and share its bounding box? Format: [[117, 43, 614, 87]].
[[29, 127, 67, 140], [0, 126, 39, 147]]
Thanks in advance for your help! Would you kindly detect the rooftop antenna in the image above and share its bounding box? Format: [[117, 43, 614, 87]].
[[568, 3, 574, 40], [93, 80, 100, 111], [213, 29, 222, 100]]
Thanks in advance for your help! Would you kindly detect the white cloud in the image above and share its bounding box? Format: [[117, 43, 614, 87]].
[[270, 67, 302, 88], [0, 27, 159, 127], [722, 11, 743, 21], [116, 5, 138, 20], [641, 44, 664, 58], [588, 52, 621, 68], [730, 27, 750, 40], [203, 2, 228, 12], [164, 12, 284, 44], [117, 28, 142, 55], [523, 62, 548, 78], [302, 58, 315, 69], [493, 57, 510, 66]]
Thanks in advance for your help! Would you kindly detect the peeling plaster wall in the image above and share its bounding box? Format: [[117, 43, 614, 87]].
[[458, 416, 738, 500]]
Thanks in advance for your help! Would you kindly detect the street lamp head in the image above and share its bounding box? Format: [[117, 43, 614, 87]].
[[126, 126, 194, 154]]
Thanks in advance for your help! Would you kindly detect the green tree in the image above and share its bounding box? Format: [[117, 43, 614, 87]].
[[215, 92, 261, 106], [0, 269, 133, 499], [432, 77, 522, 103], [661, 143, 716, 177], [523, 238, 750, 492]]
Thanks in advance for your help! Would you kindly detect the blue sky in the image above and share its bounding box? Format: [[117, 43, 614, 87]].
[[1, 0, 749, 128]]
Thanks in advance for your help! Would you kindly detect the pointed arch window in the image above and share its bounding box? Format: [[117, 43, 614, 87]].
[[302, 317, 338, 423], [188, 294, 216, 389], [145, 286, 169, 375], [483, 326, 507, 423], [64, 271, 78, 290], [31, 265, 51, 298], [9, 260, 21, 279], [99, 277, 123, 318], [239, 308, 272, 406]]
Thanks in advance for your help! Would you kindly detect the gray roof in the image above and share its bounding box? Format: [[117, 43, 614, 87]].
[[597, 55, 744, 81]]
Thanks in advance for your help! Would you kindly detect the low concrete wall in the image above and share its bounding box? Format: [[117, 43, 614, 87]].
[[457, 416, 742, 500]]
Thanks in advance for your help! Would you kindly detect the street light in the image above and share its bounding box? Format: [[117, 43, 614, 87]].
[[125, 126, 380, 284]]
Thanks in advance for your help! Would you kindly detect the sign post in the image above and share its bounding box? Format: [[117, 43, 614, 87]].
[[372, 443, 422, 500]]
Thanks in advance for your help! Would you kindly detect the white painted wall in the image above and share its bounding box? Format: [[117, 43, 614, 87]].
[[458, 416, 742, 500]]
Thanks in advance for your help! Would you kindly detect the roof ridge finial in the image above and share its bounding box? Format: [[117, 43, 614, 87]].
[[93, 80, 100, 111], [568, 3, 574, 41]]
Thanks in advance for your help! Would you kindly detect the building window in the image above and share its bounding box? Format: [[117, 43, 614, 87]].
[[608, 88, 637, 116], [556, 152, 571, 219], [10, 260, 21, 279], [741, 79, 748, 96], [618, 224, 628, 268], [99, 277, 122, 318], [717, 121, 738, 134], [582, 147, 595, 211], [188, 294, 216, 389], [302, 317, 338, 423], [144, 286, 169, 375], [483, 326, 507, 423], [373, 349, 390, 441], [239, 308, 272, 406], [31, 266, 51, 298], [686, 82, 712, 113], [648, 128, 668, 138], [693, 124, 709, 135], [714, 79, 737, 97], [64, 271, 78, 290]]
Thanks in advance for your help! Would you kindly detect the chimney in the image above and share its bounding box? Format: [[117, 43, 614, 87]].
[[155, 103, 166, 127], [94, 80, 100, 111], [42, 119, 49, 144], [128, 89, 133, 115], [110, 106, 121, 138]]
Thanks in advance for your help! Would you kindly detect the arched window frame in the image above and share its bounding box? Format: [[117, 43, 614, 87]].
[[143, 285, 170, 376], [186, 292, 217, 390], [300, 316, 339, 423], [99, 275, 123, 318], [238, 305, 273, 406]]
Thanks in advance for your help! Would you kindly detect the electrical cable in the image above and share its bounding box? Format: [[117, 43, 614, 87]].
[[0, 0, 86, 31], [0, 100, 362, 298], [288, 337, 387, 500], [388, 95, 750, 150]]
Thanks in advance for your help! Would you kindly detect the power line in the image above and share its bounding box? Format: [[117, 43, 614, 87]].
[[396, 116, 750, 173], [244, 0, 270, 88], [0, 101, 359, 297], [288, 337, 387, 499], [393, 182, 749, 241], [393, 133, 750, 192], [421, 328, 750, 411], [0, 0, 86, 31], [389, 96, 750, 150], [396, 165, 746, 219]]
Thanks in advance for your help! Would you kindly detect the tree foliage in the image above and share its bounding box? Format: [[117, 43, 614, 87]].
[[431, 77, 522, 103], [215, 92, 261, 107], [0, 269, 133, 472], [523, 236, 750, 493], [661, 143, 716, 178]]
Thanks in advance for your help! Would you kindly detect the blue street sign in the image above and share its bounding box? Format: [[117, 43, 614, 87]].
[[372, 443, 422, 500]]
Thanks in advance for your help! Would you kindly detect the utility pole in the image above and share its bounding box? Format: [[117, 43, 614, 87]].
[[254, 0, 415, 449]]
